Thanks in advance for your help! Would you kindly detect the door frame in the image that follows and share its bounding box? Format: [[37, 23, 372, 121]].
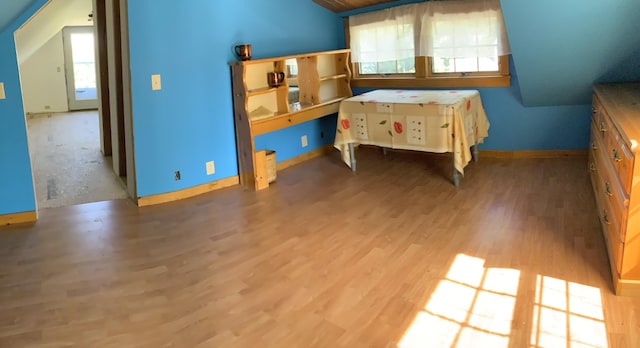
[[94, 0, 137, 201], [62, 25, 99, 110]]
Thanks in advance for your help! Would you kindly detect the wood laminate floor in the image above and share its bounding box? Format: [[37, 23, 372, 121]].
[[1, 147, 639, 347]]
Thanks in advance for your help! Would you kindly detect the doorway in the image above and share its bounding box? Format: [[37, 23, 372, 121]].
[[63, 26, 98, 110], [26, 110, 128, 209], [14, 0, 135, 209]]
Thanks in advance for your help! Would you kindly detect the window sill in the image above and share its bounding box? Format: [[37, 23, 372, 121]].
[[351, 75, 511, 89]]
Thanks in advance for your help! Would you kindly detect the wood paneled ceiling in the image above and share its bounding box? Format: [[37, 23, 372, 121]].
[[313, 0, 398, 13]]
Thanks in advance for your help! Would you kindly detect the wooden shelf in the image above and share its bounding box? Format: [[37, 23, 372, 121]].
[[289, 96, 348, 112], [247, 86, 281, 96], [251, 96, 348, 136], [234, 49, 350, 66], [231, 49, 352, 190], [319, 74, 348, 82]]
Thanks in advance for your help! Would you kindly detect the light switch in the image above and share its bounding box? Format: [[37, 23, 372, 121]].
[[151, 74, 161, 90], [0, 82, 5, 100]]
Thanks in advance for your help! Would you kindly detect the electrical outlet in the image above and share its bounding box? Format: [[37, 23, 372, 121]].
[[174, 170, 181, 180], [0, 82, 5, 100], [206, 161, 215, 175], [301, 135, 308, 147], [151, 74, 161, 90]]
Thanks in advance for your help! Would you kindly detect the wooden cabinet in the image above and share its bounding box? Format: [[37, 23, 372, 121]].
[[590, 83, 640, 296], [230, 49, 352, 190]]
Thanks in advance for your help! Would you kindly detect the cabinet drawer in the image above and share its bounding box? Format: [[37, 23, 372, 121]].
[[600, 204, 624, 277], [598, 175, 628, 241], [589, 131, 604, 199], [588, 148, 599, 197], [594, 140, 629, 242], [589, 121, 602, 156], [608, 131, 634, 194], [596, 104, 635, 194], [591, 95, 608, 143]]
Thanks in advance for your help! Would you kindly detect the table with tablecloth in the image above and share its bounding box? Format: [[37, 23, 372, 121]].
[[333, 89, 490, 186]]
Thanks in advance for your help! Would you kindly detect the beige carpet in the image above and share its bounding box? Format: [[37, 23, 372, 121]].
[[26, 111, 128, 209]]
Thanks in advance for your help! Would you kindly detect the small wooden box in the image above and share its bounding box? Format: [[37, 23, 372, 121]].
[[265, 150, 276, 183]]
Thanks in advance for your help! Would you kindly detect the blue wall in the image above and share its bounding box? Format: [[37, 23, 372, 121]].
[[502, 0, 640, 106], [127, 0, 344, 197], [0, 0, 47, 216], [475, 58, 591, 150]]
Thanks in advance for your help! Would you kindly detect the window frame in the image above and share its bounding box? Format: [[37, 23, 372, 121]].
[[345, 19, 511, 89]]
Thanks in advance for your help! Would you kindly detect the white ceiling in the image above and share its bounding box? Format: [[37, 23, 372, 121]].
[[13, 0, 92, 64]]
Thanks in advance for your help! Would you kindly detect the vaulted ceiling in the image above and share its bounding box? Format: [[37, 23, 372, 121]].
[[312, 0, 398, 13], [1, 0, 399, 33], [1, 0, 406, 33], [0, 0, 39, 33]]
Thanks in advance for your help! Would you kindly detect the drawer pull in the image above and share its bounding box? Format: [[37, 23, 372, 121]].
[[589, 162, 596, 172], [612, 148, 622, 162], [603, 211, 611, 225], [592, 107, 597, 114], [591, 141, 598, 150], [605, 182, 613, 196], [600, 121, 607, 132]]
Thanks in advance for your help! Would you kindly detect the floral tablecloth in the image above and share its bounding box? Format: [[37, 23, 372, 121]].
[[334, 89, 490, 175]]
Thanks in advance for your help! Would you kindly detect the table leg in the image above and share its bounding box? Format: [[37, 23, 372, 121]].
[[382, 147, 388, 156], [452, 151, 460, 187], [473, 144, 479, 163], [349, 143, 356, 172]]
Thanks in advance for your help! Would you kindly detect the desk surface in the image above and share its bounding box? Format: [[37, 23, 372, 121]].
[[334, 89, 490, 175]]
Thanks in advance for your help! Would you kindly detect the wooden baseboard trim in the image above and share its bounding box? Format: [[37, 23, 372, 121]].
[[137, 176, 240, 207], [479, 150, 588, 159], [614, 277, 640, 297], [0, 211, 37, 226], [276, 144, 334, 172]]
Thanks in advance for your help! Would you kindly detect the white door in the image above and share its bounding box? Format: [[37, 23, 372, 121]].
[[63, 26, 98, 110]]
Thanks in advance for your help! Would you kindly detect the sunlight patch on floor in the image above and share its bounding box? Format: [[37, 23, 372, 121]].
[[530, 275, 607, 348], [398, 254, 519, 347], [397, 253, 608, 348]]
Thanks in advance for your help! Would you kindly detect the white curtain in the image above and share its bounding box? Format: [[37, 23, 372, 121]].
[[349, 4, 419, 64], [419, 0, 511, 57], [349, 0, 510, 64]]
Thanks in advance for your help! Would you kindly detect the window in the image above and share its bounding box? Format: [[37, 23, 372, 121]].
[[428, 14, 501, 74], [349, 4, 418, 76], [356, 22, 415, 75], [348, 0, 511, 88]]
